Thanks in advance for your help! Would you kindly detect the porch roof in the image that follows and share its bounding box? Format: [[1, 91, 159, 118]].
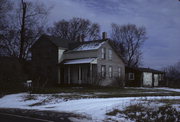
[[64, 58, 97, 65]]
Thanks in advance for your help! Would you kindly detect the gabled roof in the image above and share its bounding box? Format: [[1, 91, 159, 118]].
[[72, 40, 105, 51], [66, 39, 126, 64], [138, 67, 164, 74], [126, 66, 164, 74], [31, 35, 70, 49], [32, 35, 125, 64], [45, 35, 69, 49], [66, 39, 107, 52]]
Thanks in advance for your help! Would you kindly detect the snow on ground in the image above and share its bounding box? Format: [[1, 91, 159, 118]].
[[126, 87, 180, 92], [0, 93, 180, 121], [155, 87, 180, 92]]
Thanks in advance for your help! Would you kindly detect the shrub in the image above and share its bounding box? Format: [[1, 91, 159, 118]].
[[107, 104, 180, 122], [91, 73, 103, 86], [0, 57, 28, 94], [110, 77, 125, 88]]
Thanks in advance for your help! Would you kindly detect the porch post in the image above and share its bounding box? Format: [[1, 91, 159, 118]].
[[90, 64, 92, 84], [152, 73, 154, 87], [58, 67, 61, 84], [68, 65, 71, 84], [78, 65, 81, 84], [141, 73, 143, 87]]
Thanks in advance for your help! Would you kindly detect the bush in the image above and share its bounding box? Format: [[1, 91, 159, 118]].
[[0, 57, 27, 94], [110, 77, 125, 88], [107, 104, 180, 122], [163, 62, 180, 88], [91, 73, 103, 86]]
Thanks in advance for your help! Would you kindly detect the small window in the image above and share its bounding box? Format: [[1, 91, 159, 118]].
[[109, 66, 113, 78], [108, 49, 112, 60], [101, 48, 106, 59], [118, 67, 121, 77], [129, 73, 134, 80], [101, 65, 106, 78]]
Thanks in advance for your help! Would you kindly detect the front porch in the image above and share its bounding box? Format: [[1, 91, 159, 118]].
[[59, 58, 97, 85]]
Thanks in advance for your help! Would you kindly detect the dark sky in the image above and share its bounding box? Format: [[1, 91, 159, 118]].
[[31, 0, 180, 69]]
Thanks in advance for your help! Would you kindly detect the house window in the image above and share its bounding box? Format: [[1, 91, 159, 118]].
[[109, 66, 113, 78], [129, 73, 134, 80], [101, 48, 106, 59], [101, 65, 106, 78], [118, 67, 121, 77], [108, 49, 112, 60]]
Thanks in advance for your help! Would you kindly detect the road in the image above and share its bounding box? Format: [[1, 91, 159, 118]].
[[0, 113, 53, 122], [0, 113, 71, 122]]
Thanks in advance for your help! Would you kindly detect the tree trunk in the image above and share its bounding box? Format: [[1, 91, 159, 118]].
[[19, 0, 26, 61]]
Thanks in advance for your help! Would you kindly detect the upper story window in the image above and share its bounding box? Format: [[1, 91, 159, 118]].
[[108, 49, 112, 60], [118, 67, 121, 77], [101, 65, 106, 78], [109, 66, 113, 78], [101, 48, 106, 59], [129, 73, 134, 80]]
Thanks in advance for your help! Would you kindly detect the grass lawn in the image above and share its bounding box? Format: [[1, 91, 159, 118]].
[[31, 86, 180, 98]]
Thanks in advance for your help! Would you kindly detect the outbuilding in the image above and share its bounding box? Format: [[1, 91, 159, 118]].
[[125, 67, 165, 87]]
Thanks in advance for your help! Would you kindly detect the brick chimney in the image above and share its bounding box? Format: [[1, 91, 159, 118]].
[[102, 32, 107, 39]]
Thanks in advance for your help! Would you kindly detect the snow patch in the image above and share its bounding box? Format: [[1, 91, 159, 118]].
[[156, 87, 180, 92], [64, 58, 97, 64], [73, 41, 105, 51], [0, 93, 180, 121]]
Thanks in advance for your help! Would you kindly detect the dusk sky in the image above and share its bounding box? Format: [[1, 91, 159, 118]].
[[34, 0, 180, 69]]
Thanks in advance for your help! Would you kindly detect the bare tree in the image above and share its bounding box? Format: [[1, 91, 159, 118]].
[[48, 17, 100, 42], [0, 0, 11, 25], [0, 0, 12, 56], [18, 0, 50, 60], [1, 0, 50, 60], [163, 61, 180, 87], [0, 0, 11, 37], [111, 24, 147, 67]]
